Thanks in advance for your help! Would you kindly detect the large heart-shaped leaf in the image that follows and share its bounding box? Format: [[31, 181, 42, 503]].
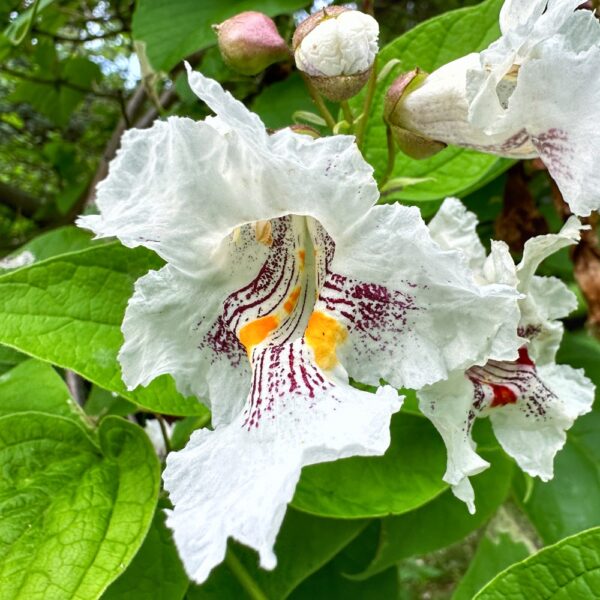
[[0, 243, 206, 416], [0, 414, 160, 599]]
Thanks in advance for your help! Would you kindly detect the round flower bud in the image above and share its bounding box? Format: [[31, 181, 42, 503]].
[[292, 8, 379, 101], [384, 69, 447, 160], [214, 11, 289, 76]]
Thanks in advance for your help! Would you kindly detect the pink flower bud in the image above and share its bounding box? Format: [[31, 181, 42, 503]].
[[214, 11, 289, 76]]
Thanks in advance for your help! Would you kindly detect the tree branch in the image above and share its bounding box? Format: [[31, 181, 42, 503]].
[[1, 66, 122, 101], [0, 181, 40, 216]]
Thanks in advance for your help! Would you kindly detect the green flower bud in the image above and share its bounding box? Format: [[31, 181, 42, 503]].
[[384, 69, 447, 160]]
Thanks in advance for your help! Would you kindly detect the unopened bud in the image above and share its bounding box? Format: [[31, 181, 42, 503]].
[[293, 8, 379, 101], [384, 69, 447, 160], [287, 124, 321, 138], [214, 12, 289, 76]]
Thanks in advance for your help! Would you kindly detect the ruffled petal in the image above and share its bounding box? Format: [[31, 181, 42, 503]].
[[498, 0, 547, 34], [427, 197, 487, 272], [500, 41, 600, 216], [418, 371, 490, 514], [162, 339, 401, 583], [517, 216, 582, 293], [120, 264, 251, 425], [489, 361, 595, 480], [325, 203, 522, 390], [79, 71, 378, 276]]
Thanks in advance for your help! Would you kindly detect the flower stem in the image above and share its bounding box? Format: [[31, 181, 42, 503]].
[[155, 414, 172, 455], [225, 550, 269, 600], [340, 100, 354, 126], [380, 125, 396, 188], [355, 64, 378, 149], [300, 72, 337, 131]]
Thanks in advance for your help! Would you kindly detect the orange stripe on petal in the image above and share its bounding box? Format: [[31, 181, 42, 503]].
[[284, 286, 302, 314]]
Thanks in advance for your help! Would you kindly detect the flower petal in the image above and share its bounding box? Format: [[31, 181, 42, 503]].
[[120, 264, 251, 425], [489, 361, 595, 480], [324, 203, 522, 389], [162, 340, 401, 583], [79, 72, 378, 276], [501, 41, 600, 216], [418, 371, 490, 514], [517, 216, 582, 292], [427, 197, 487, 273]]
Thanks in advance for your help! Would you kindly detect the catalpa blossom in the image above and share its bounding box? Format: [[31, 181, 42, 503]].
[[386, 0, 600, 216], [78, 68, 520, 582], [420, 198, 595, 512]]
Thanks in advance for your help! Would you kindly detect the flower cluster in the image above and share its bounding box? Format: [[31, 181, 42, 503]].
[[79, 0, 596, 585]]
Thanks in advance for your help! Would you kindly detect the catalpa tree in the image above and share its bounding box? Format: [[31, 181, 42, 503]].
[[0, 0, 599, 598]]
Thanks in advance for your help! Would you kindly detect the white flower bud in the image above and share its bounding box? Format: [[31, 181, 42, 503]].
[[293, 8, 379, 101]]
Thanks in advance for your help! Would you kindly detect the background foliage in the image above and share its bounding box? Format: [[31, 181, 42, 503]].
[[0, 0, 598, 598]]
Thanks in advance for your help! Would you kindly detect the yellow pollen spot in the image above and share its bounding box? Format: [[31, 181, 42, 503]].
[[305, 311, 347, 370], [298, 249, 306, 270], [284, 286, 302, 314], [238, 315, 279, 354]]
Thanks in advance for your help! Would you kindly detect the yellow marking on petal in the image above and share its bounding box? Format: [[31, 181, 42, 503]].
[[238, 315, 279, 354], [298, 249, 306, 270], [284, 286, 302, 314], [305, 311, 347, 370], [254, 220, 273, 246]]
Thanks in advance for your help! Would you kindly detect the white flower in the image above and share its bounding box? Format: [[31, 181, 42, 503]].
[[420, 198, 595, 512], [294, 9, 378, 77], [78, 68, 520, 582], [389, 0, 600, 216]]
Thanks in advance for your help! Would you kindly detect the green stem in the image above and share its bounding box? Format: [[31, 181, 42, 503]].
[[155, 414, 172, 455], [355, 64, 378, 149], [10, 0, 41, 45], [340, 100, 354, 126], [300, 72, 337, 131], [380, 125, 396, 188], [225, 550, 269, 600]]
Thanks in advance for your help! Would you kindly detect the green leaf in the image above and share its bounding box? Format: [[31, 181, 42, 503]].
[[289, 524, 398, 600], [102, 505, 189, 600], [85, 386, 137, 419], [10, 55, 102, 127], [353, 0, 504, 202], [252, 72, 332, 130], [517, 411, 600, 544], [171, 415, 211, 451], [291, 412, 447, 518], [0, 344, 26, 375], [453, 527, 532, 600], [0, 414, 160, 599], [349, 447, 513, 579], [132, 0, 306, 73], [0, 359, 88, 424], [188, 508, 366, 599], [474, 527, 600, 599], [0, 243, 207, 416], [5, 226, 97, 266]]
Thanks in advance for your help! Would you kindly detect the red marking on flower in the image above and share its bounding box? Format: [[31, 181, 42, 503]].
[[517, 346, 534, 366], [490, 383, 517, 407]]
